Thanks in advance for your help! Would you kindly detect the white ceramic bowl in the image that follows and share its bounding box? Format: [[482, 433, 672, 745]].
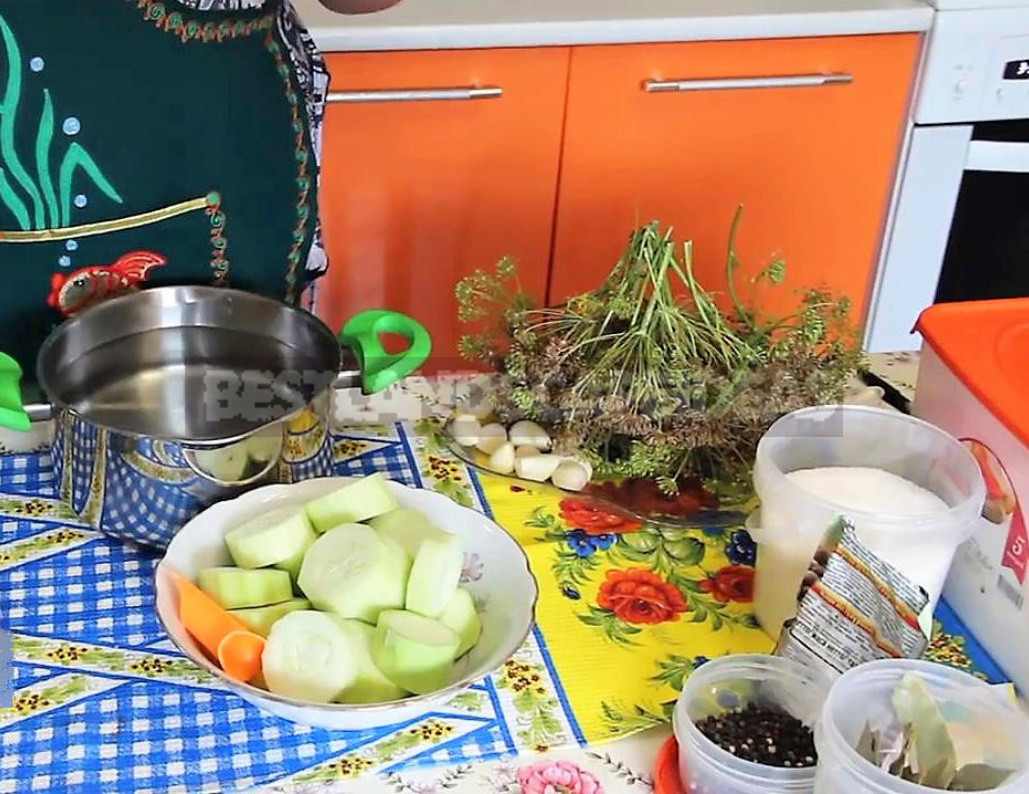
[[155, 476, 538, 730]]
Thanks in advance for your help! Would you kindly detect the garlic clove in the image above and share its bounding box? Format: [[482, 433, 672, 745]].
[[514, 453, 562, 483], [488, 442, 516, 475], [450, 414, 482, 447], [474, 423, 508, 455], [514, 445, 539, 459], [508, 420, 551, 450], [552, 459, 591, 491], [563, 456, 596, 481]]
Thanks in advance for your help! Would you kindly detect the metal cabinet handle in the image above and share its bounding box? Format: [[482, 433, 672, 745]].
[[327, 86, 503, 104], [644, 74, 853, 93]]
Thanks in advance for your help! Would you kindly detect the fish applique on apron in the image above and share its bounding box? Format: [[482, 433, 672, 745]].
[[46, 250, 167, 315], [0, 0, 325, 377]]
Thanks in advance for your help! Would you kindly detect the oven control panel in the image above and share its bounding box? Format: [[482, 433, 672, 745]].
[[917, 7, 1029, 124]]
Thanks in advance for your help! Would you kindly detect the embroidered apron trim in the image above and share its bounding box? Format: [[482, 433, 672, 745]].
[[130, 0, 275, 43], [1, 192, 231, 285], [266, 35, 312, 303], [0, 196, 206, 242]]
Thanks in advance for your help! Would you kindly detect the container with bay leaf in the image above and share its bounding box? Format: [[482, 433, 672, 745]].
[[814, 659, 1028, 793]]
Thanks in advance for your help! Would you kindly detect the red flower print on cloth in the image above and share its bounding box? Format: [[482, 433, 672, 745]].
[[559, 498, 642, 536], [699, 564, 755, 603], [597, 568, 688, 625]]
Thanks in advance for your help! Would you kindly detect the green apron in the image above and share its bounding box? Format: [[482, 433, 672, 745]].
[[0, 0, 317, 376]]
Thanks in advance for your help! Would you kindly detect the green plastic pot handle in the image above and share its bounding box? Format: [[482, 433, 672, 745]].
[[340, 310, 432, 394], [0, 352, 31, 432]]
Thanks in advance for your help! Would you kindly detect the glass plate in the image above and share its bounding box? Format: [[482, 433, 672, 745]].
[[442, 422, 747, 530]]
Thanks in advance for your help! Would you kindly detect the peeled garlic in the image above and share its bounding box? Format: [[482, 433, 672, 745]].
[[450, 414, 482, 447], [514, 445, 539, 458], [488, 442, 516, 475], [509, 420, 551, 450], [514, 453, 562, 483], [552, 459, 591, 491], [475, 423, 508, 455]]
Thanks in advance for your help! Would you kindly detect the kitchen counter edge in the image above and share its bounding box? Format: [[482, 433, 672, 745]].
[[294, 0, 934, 52]]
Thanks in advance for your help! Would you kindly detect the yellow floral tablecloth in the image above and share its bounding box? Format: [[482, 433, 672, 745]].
[[479, 476, 772, 743]]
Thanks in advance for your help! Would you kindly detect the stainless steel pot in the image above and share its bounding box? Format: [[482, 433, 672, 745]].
[[0, 286, 431, 549]]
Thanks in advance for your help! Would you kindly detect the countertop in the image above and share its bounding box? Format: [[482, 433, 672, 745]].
[[294, 0, 934, 52]]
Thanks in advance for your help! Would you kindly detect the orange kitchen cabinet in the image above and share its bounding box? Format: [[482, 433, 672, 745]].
[[318, 48, 570, 373], [550, 34, 921, 325]]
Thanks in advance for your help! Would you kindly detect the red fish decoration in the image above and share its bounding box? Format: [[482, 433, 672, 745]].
[[47, 250, 167, 316]]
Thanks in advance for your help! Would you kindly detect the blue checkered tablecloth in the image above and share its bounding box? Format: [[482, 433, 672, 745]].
[[0, 425, 557, 794], [0, 420, 1012, 793]]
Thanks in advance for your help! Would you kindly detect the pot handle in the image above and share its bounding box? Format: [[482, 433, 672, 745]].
[[340, 310, 432, 394], [0, 353, 31, 432]]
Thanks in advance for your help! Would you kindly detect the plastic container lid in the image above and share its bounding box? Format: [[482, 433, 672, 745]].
[[917, 298, 1029, 449]]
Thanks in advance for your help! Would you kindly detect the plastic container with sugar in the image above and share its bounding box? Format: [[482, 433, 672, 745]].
[[749, 405, 985, 637], [673, 654, 831, 794], [815, 659, 1029, 794]]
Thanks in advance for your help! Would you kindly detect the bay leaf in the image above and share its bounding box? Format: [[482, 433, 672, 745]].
[[950, 763, 1016, 792]]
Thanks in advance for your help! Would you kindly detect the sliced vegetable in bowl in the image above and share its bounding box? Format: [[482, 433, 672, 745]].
[[155, 474, 538, 730]]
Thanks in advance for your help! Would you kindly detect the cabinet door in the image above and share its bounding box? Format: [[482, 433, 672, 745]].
[[551, 35, 921, 325], [318, 48, 569, 372]]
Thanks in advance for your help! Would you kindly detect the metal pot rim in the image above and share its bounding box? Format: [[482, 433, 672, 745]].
[[35, 286, 351, 447]]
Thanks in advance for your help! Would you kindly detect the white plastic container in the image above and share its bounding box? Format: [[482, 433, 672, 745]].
[[750, 405, 985, 637], [915, 299, 1029, 696], [815, 659, 1029, 794], [673, 654, 831, 794]]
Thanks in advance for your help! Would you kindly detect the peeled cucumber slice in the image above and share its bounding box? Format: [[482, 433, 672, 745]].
[[246, 429, 282, 463], [197, 567, 293, 610], [298, 523, 409, 623], [274, 546, 306, 582], [438, 588, 482, 658], [368, 508, 444, 559], [193, 442, 248, 482], [406, 531, 464, 619], [261, 611, 357, 702], [372, 610, 459, 695], [304, 474, 399, 533], [228, 598, 310, 637], [333, 620, 408, 704], [225, 506, 315, 569]]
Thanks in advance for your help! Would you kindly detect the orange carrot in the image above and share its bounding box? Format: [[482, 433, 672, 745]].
[[217, 630, 266, 684], [170, 571, 247, 660]]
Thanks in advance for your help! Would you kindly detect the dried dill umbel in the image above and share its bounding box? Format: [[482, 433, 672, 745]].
[[455, 207, 864, 493]]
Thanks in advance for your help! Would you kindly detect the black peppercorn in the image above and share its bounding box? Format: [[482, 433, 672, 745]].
[[695, 703, 817, 768]]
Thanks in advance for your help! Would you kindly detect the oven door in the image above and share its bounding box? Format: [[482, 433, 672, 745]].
[[866, 121, 1029, 352]]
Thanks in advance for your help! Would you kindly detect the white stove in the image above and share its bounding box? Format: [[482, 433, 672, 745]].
[[865, 0, 1029, 351]]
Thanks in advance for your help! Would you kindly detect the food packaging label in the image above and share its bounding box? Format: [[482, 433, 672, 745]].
[[775, 519, 929, 678]]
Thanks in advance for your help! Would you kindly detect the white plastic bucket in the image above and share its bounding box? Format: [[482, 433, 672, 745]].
[[673, 654, 831, 794], [750, 405, 985, 636], [815, 659, 1029, 794]]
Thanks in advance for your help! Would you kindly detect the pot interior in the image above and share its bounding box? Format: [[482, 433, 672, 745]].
[[38, 286, 345, 444]]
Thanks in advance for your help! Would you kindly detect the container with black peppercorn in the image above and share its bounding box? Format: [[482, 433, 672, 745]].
[[673, 654, 831, 794]]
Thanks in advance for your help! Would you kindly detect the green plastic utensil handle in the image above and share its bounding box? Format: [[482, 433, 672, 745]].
[[0, 352, 31, 432], [340, 310, 432, 394]]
